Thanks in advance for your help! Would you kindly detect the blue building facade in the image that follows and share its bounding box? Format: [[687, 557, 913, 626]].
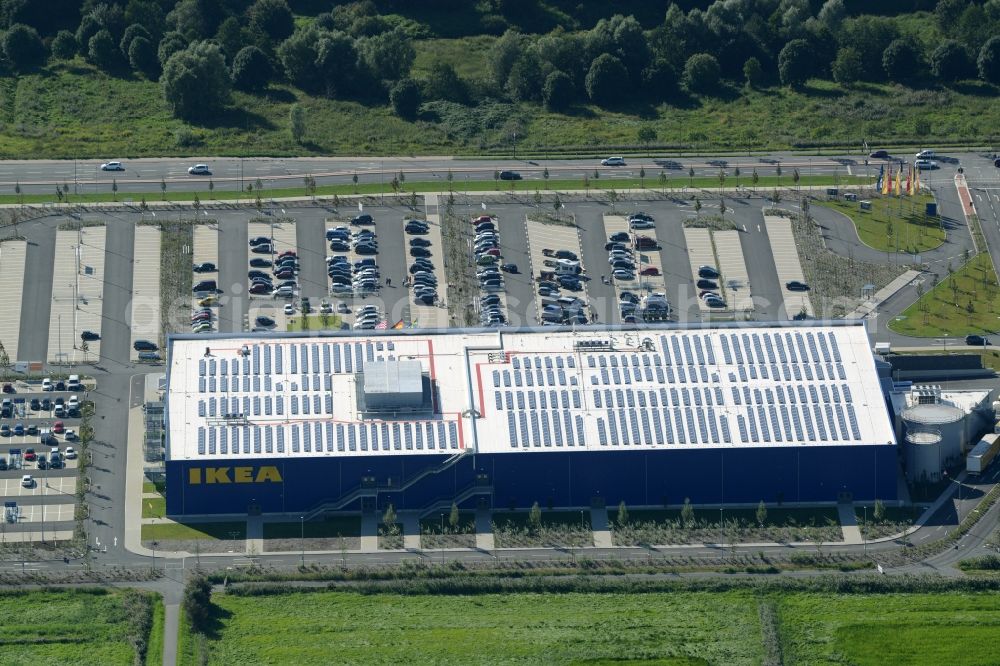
[[165, 443, 897, 516]]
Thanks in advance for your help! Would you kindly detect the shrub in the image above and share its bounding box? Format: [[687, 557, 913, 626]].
[[161, 41, 231, 121], [51, 30, 78, 60], [3, 24, 45, 71], [230, 45, 271, 91], [87, 29, 120, 71], [683, 53, 720, 94], [585, 53, 628, 105], [542, 70, 573, 111], [389, 78, 421, 119]]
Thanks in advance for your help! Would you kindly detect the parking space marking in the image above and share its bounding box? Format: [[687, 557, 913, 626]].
[[409, 195, 449, 329], [525, 217, 588, 322], [248, 220, 296, 303], [0, 241, 26, 360], [683, 228, 718, 314], [764, 215, 813, 318], [47, 226, 105, 363], [713, 230, 754, 314], [9, 503, 75, 523], [469, 214, 509, 327], [130, 226, 161, 359], [190, 223, 221, 332], [0, 475, 76, 497], [603, 215, 666, 296]]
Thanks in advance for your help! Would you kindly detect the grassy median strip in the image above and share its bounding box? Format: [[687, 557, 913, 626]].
[[889, 253, 1000, 337], [158, 219, 194, 345], [814, 194, 943, 254], [9, 174, 870, 208], [140, 521, 245, 542]]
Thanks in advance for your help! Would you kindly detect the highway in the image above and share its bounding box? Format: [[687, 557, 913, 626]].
[[0, 152, 878, 196]]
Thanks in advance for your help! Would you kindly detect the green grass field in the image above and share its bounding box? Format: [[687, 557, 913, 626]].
[[815, 194, 943, 253], [286, 314, 344, 332], [141, 496, 166, 519], [889, 253, 1000, 337], [141, 521, 245, 542], [0, 589, 149, 665], [0, 60, 997, 159], [195, 591, 761, 665], [187, 590, 1000, 666]]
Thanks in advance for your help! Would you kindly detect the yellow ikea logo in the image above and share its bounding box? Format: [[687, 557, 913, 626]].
[[188, 466, 283, 485]]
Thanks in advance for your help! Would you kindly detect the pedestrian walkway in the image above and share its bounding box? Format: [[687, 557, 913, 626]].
[[130, 226, 161, 358], [162, 603, 179, 666], [360, 511, 378, 553], [846, 270, 922, 319], [590, 506, 613, 548], [836, 503, 863, 545], [763, 215, 813, 319], [246, 515, 263, 555], [401, 511, 421, 550], [0, 240, 26, 360], [713, 230, 753, 313], [475, 507, 494, 551]]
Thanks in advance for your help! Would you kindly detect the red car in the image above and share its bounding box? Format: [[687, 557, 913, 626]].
[[640, 267, 661, 276], [53, 421, 64, 434], [24, 448, 36, 461], [474, 215, 492, 225]]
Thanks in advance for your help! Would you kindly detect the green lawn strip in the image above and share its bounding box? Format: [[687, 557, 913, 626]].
[[777, 592, 1000, 666], [262, 516, 361, 539], [140, 521, 245, 541], [141, 496, 166, 519], [145, 598, 165, 666], [7, 174, 869, 208], [888, 253, 1000, 337], [814, 193, 943, 253], [285, 314, 343, 332], [202, 590, 762, 665], [142, 481, 156, 493], [0, 589, 143, 665]]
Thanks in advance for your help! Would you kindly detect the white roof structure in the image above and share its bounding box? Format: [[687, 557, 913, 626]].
[[165, 322, 895, 461]]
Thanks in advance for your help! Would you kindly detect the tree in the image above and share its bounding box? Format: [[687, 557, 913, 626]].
[[743, 56, 763, 89], [873, 498, 885, 523], [423, 60, 466, 103], [382, 503, 397, 532], [88, 29, 119, 71], [120, 23, 151, 55], [389, 78, 421, 119], [157, 31, 187, 68], [658, 170, 667, 193], [51, 30, 77, 60], [488, 29, 527, 89], [637, 126, 657, 155], [817, 0, 846, 30], [882, 38, 923, 82], [831, 47, 863, 85], [529, 501, 542, 530], [688, 166, 695, 187], [639, 167, 645, 188], [230, 45, 271, 91], [585, 53, 628, 105], [977, 36, 1000, 85], [694, 197, 701, 218], [752, 168, 759, 192], [506, 52, 544, 102], [756, 500, 767, 526], [931, 40, 974, 82], [778, 39, 812, 87], [681, 498, 694, 528], [161, 41, 231, 121], [128, 36, 158, 77], [160, 178, 166, 200], [617, 500, 629, 527], [542, 70, 573, 112], [111, 178, 118, 200], [683, 53, 720, 94], [249, 0, 294, 41], [3, 24, 44, 71], [936, 0, 969, 35], [542, 167, 549, 189], [361, 27, 415, 81]]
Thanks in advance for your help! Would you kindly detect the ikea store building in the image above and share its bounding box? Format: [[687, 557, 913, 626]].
[[163, 322, 897, 517]]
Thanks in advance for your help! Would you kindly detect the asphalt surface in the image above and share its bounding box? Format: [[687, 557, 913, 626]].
[[0, 153, 875, 196]]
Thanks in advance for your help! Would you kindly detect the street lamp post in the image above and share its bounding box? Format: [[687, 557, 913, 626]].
[[151, 540, 158, 570], [300, 515, 305, 567]]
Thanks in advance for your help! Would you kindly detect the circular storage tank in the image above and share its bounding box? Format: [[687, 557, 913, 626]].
[[902, 403, 965, 481], [904, 430, 944, 483]]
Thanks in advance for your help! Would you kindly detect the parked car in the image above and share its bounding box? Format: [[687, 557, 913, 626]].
[[351, 214, 374, 225], [696, 279, 718, 290], [698, 266, 719, 279], [786, 280, 810, 291], [133, 340, 158, 352], [915, 149, 936, 159]]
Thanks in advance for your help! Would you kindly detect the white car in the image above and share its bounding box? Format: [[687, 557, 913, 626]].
[[629, 219, 654, 229], [273, 285, 295, 298], [41, 378, 52, 392], [915, 159, 939, 170], [188, 164, 211, 175], [21, 474, 33, 488], [100, 161, 125, 171], [64, 429, 77, 441], [64, 447, 77, 459], [915, 150, 936, 160], [283, 303, 294, 315], [601, 156, 626, 166]]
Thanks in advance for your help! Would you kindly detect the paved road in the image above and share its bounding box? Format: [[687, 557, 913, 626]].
[[0, 153, 880, 196]]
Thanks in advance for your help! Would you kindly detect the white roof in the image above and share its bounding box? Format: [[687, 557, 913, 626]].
[[165, 322, 895, 461]]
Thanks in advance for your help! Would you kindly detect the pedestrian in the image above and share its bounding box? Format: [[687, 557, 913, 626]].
[[386, 277, 392, 287]]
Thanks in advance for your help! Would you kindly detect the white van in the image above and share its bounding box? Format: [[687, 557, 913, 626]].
[[67, 375, 81, 391]]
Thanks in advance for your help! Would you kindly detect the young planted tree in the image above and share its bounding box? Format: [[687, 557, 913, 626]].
[[616, 500, 629, 527], [449, 502, 460, 531], [639, 166, 645, 188], [383, 503, 398, 534], [756, 500, 767, 527], [873, 498, 885, 523], [542, 167, 549, 189], [688, 166, 695, 188], [658, 171, 667, 194], [681, 498, 695, 528], [529, 501, 542, 531]]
